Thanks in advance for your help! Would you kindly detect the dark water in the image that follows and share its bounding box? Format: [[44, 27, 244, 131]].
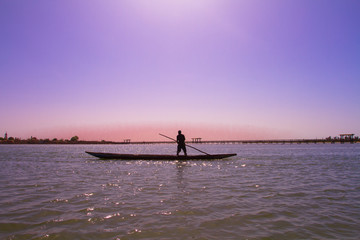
[[0, 144, 359, 240]]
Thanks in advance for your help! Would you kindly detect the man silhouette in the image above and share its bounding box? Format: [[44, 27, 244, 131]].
[[177, 130, 187, 156]]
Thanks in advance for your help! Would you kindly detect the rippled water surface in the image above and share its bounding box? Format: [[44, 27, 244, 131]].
[[1, 144, 359, 239]]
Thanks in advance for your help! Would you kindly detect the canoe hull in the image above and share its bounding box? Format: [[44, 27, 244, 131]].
[[85, 151, 236, 160]]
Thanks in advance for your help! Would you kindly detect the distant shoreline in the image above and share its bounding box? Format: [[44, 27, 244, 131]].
[[0, 139, 359, 145]]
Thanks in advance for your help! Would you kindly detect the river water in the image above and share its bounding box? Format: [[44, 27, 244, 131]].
[[0, 143, 359, 240]]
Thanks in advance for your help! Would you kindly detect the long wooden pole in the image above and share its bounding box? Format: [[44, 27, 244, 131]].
[[159, 133, 210, 156]]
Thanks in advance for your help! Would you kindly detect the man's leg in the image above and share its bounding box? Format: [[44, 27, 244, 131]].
[[177, 145, 181, 156], [183, 146, 187, 156]]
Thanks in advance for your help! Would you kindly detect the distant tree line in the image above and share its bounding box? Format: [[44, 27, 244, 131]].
[[325, 136, 359, 141], [0, 135, 81, 144], [0, 135, 121, 144]]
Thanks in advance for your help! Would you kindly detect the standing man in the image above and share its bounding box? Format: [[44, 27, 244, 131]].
[[177, 130, 187, 156]]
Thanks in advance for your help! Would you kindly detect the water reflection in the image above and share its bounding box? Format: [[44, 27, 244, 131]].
[[176, 161, 188, 193]]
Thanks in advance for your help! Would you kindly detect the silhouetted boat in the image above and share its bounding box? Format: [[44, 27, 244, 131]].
[[85, 151, 236, 160]]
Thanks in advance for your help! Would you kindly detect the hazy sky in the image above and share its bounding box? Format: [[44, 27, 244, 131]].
[[1, 0, 359, 141]]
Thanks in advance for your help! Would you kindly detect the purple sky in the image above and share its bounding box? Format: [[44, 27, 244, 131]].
[[1, 0, 360, 141]]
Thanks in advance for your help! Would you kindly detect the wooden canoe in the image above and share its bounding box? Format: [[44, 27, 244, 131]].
[[85, 151, 236, 160]]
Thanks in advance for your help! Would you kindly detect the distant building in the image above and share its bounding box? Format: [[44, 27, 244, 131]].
[[4, 132, 7, 140], [339, 134, 355, 140], [192, 138, 202, 143]]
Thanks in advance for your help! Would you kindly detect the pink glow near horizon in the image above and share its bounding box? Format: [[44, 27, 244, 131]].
[[1, 1, 359, 140], [18, 123, 291, 142]]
